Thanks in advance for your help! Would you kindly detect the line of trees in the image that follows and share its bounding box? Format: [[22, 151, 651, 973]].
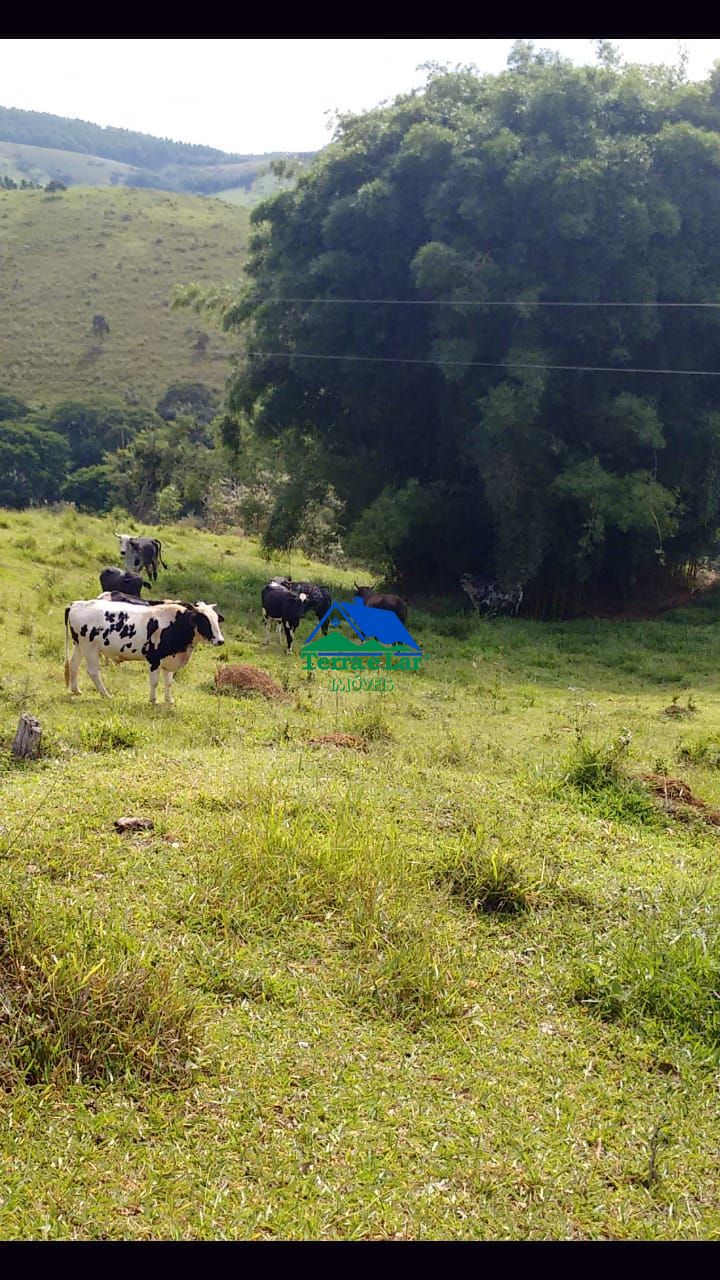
[[0, 106, 242, 169]]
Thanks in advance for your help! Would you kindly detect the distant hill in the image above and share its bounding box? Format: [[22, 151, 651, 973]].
[[0, 105, 315, 199], [0, 185, 249, 406]]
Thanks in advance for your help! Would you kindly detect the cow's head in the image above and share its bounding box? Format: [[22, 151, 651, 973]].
[[190, 602, 225, 646]]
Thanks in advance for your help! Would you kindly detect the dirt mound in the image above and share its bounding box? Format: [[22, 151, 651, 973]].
[[662, 698, 697, 719], [641, 773, 720, 827], [214, 664, 286, 701], [308, 733, 369, 752]]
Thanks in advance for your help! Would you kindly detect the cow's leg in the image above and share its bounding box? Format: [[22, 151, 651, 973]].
[[68, 644, 83, 695], [284, 621, 294, 652], [162, 669, 174, 706], [86, 651, 112, 698], [262, 609, 271, 645], [148, 666, 160, 704]]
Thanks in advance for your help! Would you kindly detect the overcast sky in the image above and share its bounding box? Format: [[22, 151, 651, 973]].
[[1, 39, 718, 155]]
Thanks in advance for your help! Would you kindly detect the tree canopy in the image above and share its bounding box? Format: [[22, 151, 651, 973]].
[[223, 45, 720, 608]]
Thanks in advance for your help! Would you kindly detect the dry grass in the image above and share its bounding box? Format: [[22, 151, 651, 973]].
[[214, 664, 286, 701], [307, 732, 370, 752]]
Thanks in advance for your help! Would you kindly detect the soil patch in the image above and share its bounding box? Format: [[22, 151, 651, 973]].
[[641, 773, 720, 827], [307, 733, 369, 752], [214, 664, 286, 701]]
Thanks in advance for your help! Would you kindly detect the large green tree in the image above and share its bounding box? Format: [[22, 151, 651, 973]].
[[223, 45, 720, 608]]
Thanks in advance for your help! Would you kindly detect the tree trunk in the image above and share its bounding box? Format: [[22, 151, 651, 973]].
[[12, 714, 42, 759]]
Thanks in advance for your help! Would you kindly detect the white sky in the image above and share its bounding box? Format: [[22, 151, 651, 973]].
[[0, 39, 718, 155]]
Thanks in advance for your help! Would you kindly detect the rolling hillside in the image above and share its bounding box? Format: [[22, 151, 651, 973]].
[[0, 185, 248, 406], [0, 105, 315, 199], [0, 140, 142, 187]]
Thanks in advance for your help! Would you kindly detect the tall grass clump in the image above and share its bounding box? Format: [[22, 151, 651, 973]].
[[436, 846, 535, 916], [0, 891, 202, 1087], [79, 719, 141, 753], [557, 728, 658, 824], [574, 889, 720, 1064], [343, 885, 466, 1029]]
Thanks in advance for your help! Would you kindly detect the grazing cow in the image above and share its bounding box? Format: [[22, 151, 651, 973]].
[[99, 566, 148, 597], [353, 584, 408, 625], [116, 533, 168, 582], [460, 574, 523, 618], [261, 583, 310, 651], [64, 597, 224, 705], [269, 578, 332, 636]]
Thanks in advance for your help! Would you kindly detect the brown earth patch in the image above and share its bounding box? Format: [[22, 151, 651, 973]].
[[662, 699, 697, 720], [641, 773, 720, 827], [214, 664, 286, 701], [307, 733, 369, 752]]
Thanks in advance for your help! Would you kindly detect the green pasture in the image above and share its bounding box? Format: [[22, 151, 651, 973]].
[[1, 507, 720, 1238]]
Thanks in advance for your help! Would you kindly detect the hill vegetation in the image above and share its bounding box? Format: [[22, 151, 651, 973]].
[[0, 184, 248, 405], [2, 507, 720, 1237], [0, 105, 314, 196], [210, 44, 720, 614]]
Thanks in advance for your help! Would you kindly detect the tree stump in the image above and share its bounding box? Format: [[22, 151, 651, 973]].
[[12, 714, 42, 759]]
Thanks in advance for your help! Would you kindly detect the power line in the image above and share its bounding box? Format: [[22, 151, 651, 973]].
[[244, 296, 720, 309], [245, 350, 720, 377]]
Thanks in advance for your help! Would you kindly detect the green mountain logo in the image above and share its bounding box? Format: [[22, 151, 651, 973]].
[[302, 632, 415, 655]]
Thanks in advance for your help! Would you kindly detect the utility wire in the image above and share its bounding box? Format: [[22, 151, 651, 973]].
[[243, 296, 720, 309], [245, 350, 720, 377]]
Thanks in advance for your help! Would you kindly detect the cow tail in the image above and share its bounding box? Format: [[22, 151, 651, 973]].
[[158, 540, 168, 569], [64, 606, 71, 687]]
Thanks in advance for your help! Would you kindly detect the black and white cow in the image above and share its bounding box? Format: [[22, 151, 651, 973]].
[[261, 583, 310, 651], [64, 597, 224, 705], [460, 574, 524, 618], [269, 578, 332, 636], [116, 533, 168, 582], [99, 566, 148, 596]]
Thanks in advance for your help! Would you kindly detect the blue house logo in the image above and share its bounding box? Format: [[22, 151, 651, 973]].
[[300, 597, 423, 678]]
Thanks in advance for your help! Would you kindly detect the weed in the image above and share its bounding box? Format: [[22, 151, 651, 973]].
[[79, 720, 140, 753], [437, 847, 534, 916], [563, 730, 632, 792], [346, 704, 393, 743]]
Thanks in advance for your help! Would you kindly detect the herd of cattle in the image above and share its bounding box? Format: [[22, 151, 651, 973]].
[[62, 533, 524, 705]]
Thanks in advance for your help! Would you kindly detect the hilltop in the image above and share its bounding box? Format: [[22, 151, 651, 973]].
[[0, 184, 249, 405], [0, 105, 314, 199]]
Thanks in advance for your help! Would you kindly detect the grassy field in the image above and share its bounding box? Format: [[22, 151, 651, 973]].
[[0, 186, 248, 406], [2, 507, 720, 1239]]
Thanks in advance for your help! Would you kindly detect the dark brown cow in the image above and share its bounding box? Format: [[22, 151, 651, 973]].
[[353, 584, 408, 625]]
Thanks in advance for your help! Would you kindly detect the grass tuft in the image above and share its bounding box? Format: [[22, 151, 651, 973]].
[[436, 847, 535, 916], [78, 719, 140, 753], [0, 890, 203, 1087]]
